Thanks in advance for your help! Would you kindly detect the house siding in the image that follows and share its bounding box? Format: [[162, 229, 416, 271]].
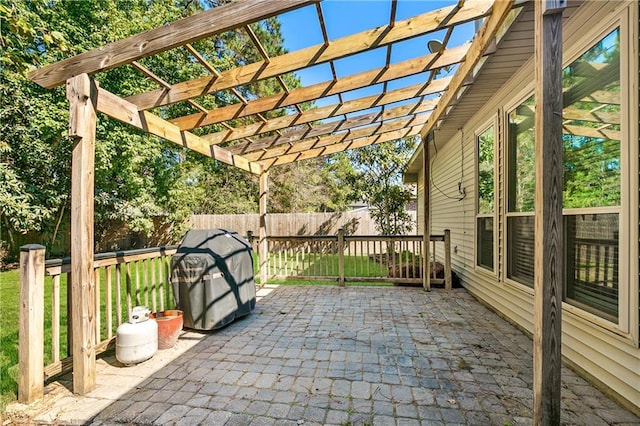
[[417, 1, 639, 412]]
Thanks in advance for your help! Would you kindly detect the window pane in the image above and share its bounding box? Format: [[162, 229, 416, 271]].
[[508, 96, 535, 212], [563, 29, 620, 208], [478, 126, 495, 214], [477, 217, 494, 270], [565, 213, 618, 320], [507, 216, 534, 287]]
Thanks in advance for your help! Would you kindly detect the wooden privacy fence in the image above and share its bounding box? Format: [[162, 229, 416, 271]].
[[191, 211, 417, 237], [18, 244, 177, 403], [252, 229, 451, 287]]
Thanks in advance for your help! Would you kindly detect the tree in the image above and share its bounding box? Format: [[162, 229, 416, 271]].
[[346, 137, 418, 235], [0, 0, 302, 257]]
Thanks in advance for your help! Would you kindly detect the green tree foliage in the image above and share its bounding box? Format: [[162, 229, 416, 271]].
[[346, 137, 418, 235], [0, 0, 305, 257]]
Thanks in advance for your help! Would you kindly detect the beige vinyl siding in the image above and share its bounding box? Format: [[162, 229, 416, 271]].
[[417, 0, 639, 412]]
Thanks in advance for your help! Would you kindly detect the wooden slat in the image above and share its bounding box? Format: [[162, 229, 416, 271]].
[[127, 1, 491, 111], [29, 0, 317, 88], [420, 0, 516, 140], [563, 107, 619, 125], [533, 1, 564, 423], [94, 87, 261, 174], [246, 114, 429, 161], [228, 98, 436, 155], [52, 274, 60, 363], [562, 124, 620, 140], [202, 78, 450, 145], [169, 45, 466, 130], [67, 74, 97, 395], [261, 125, 421, 169]]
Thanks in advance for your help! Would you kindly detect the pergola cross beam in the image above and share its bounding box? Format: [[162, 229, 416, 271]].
[[28, 0, 318, 89], [201, 76, 451, 145], [229, 97, 437, 156], [170, 44, 467, 131], [124, 0, 493, 111]]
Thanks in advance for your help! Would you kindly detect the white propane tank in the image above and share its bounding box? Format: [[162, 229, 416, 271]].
[[116, 306, 158, 365]]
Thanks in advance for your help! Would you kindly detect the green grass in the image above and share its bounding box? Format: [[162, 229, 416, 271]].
[[0, 269, 20, 410]]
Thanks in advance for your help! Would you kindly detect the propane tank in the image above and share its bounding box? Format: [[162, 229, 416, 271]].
[[116, 306, 158, 365]]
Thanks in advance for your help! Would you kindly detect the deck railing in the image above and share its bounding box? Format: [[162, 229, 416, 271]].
[[18, 231, 450, 403], [18, 244, 177, 402], [251, 229, 451, 287]]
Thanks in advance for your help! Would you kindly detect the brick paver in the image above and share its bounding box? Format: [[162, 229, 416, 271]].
[[6, 285, 639, 425]]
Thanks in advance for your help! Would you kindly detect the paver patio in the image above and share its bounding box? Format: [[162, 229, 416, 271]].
[[7, 285, 640, 425]]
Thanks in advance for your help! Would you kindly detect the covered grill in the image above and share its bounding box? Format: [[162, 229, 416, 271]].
[[170, 229, 256, 330]]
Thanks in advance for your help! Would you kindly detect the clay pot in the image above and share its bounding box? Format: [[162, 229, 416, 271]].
[[150, 310, 183, 349]]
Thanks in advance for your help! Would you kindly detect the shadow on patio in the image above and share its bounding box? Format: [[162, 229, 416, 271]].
[[8, 285, 640, 425]]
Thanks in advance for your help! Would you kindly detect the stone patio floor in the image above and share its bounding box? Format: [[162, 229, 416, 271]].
[[6, 285, 640, 425]]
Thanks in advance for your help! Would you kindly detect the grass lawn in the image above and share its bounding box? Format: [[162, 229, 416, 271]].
[[1, 268, 21, 411]]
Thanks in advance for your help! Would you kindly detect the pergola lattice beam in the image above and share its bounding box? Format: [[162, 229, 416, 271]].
[[261, 125, 422, 169], [229, 97, 437, 155], [95, 86, 261, 174], [126, 0, 492, 111], [28, 0, 317, 89], [171, 44, 467, 130], [201, 76, 451, 145], [245, 113, 430, 162]]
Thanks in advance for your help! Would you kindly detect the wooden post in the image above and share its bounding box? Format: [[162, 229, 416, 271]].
[[422, 140, 431, 291], [337, 227, 345, 287], [66, 73, 97, 395], [533, 2, 565, 424], [18, 244, 45, 403], [444, 229, 452, 290], [259, 171, 268, 287]]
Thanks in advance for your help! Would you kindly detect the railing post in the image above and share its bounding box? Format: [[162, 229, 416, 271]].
[[444, 229, 452, 291], [337, 227, 345, 287], [18, 244, 45, 403], [259, 171, 268, 287]]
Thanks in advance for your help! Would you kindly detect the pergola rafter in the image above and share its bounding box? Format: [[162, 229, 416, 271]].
[[200, 77, 451, 145], [123, 0, 493, 112], [228, 98, 436, 156], [170, 43, 466, 130]]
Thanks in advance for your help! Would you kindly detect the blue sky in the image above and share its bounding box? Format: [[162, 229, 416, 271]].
[[277, 0, 477, 106]]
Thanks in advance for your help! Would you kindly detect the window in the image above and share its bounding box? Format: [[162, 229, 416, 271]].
[[562, 28, 620, 321], [505, 28, 621, 321], [476, 125, 495, 271], [507, 95, 535, 287]]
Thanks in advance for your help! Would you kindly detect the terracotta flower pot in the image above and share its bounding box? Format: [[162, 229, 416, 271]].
[[150, 310, 183, 349]]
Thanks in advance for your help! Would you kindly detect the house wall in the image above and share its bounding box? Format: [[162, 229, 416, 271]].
[[418, 1, 639, 412]]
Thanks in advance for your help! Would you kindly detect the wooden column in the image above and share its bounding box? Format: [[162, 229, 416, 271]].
[[444, 229, 452, 291], [18, 244, 45, 403], [66, 73, 97, 395], [422, 140, 431, 291], [259, 170, 268, 286], [337, 227, 345, 287], [533, 1, 565, 424]]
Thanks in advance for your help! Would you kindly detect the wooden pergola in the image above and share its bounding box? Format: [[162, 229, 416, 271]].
[[28, 0, 566, 423]]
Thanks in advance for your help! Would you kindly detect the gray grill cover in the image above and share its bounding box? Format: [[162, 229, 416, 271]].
[[171, 229, 256, 330]]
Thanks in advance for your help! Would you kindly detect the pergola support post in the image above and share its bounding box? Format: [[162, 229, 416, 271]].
[[259, 170, 268, 287], [66, 73, 97, 395], [533, 1, 565, 424], [422, 140, 431, 291]]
